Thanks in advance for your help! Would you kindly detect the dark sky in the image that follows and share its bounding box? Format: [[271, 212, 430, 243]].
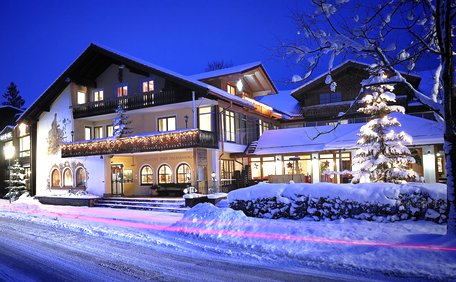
[[0, 0, 310, 107]]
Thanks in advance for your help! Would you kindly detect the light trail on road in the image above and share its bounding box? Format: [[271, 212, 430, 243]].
[[2, 203, 456, 253]]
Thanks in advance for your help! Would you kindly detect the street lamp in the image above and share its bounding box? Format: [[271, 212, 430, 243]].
[[211, 171, 217, 194], [3, 145, 15, 203]]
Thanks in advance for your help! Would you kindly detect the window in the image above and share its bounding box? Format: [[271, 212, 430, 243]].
[[75, 167, 86, 187], [93, 90, 104, 102], [220, 159, 235, 187], [158, 164, 172, 184], [84, 127, 92, 140], [116, 84, 128, 97], [51, 169, 60, 187], [198, 106, 212, 131], [227, 84, 236, 95], [319, 92, 342, 104], [106, 125, 114, 137], [223, 110, 235, 142], [176, 163, 191, 184], [158, 116, 176, 132], [258, 120, 270, 137], [140, 165, 154, 185], [94, 126, 103, 139], [19, 136, 30, 157], [142, 80, 154, 92], [63, 168, 73, 187], [77, 91, 86, 104]]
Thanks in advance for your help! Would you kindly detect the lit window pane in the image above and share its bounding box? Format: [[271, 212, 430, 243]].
[[77, 91, 86, 104]]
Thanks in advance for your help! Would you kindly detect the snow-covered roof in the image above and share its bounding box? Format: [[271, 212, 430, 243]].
[[254, 90, 301, 118], [189, 62, 262, 80], [93, 44, 254, 108], [253, 113, 443, 155]]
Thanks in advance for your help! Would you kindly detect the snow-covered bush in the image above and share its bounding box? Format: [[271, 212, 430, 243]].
[[228, 183, 447, 223]]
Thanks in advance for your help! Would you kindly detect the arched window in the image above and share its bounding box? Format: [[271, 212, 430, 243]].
[[75, 167, 86, 187], [51, 169, 60, 187], [140, 165, 153, 185], [176, 163, 191, 184], [63, 168, 73, 187], [158, 164, 172, 184]]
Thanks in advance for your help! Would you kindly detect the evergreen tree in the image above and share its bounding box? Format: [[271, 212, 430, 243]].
[[2, 82, 25, 109], [113, 105, 133, 138], [352, 71, 416, 184], [4, 160, 28, 202]]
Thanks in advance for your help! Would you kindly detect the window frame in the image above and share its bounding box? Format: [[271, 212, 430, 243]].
[[141, 79, 155, 93], [77, 91, 87, 104], [106, 125, 114, 137], [176, 163, 191, 184], [84, 126, 92, 140], [227, 84, 236, 95], [94, 126, 103, 139], [140, 165, 154, 185], [157, 116, 177, 132], [93, 89, 104, 102], [158, 164, 172, 184], [116, 84, 128, 97]]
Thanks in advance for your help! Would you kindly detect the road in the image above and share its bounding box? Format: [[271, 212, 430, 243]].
[[0, 217, 344, 282]]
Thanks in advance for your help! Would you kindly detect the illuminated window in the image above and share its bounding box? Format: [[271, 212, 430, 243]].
[[94, 126, 103, 139], [77, 91, 86, 104], [51, 169, 60, 187], [176, 163, 191, 184], [116, 85, 128, 97], [258, 120, 270, 137], [223, 110, 235, 142], [106, 125, 114, 137], [75, 167, 86, 187], [158, 164, 172, 184], [158, 116, 176, 132], [93, 90, 104, 101], [19, 136, 30, 157], [84, 127, 92, 140], [142, 80, 154, 92], [140, 165, 153, 185], [63, 168, 73, 187], [18, 123, 28, 137], [198, 106, 212, 131], [227, 84, 236, 95]]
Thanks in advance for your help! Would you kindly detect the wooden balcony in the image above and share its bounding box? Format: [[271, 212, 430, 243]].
[[73, 90, 182, 118], [61, 129, 218, 158]]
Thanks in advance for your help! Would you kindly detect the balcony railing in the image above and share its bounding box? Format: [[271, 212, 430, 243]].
[[73, 90, 181, 118], [61, 129, 218, 158]]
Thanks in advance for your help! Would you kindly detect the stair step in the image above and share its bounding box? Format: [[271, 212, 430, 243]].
[[94, 202, 189, 212], [96, 200, 184, 206]]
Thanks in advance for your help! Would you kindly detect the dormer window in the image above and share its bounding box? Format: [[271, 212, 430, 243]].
[[227, 84, 236, 95], [116, 84, 128, 97], [142, 80, 154, 93]]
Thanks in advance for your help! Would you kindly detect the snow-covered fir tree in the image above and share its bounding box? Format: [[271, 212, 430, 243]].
[[352, 71, 416, 184], [4, 160, 28, 201], [113, 105, 133, 138]]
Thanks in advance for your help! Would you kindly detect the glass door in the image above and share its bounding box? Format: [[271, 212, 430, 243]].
[[111, 164, 124, 196]]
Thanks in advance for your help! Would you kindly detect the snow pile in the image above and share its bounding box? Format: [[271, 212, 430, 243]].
[[42, 189, 99, 198], [228, 182, 447, 223]]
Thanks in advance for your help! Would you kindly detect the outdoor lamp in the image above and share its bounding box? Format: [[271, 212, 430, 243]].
[[236, 79, 243, 92], [3, 145, 15, 161]]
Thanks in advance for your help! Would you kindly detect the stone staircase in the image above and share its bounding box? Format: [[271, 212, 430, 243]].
[[93, 197, 189, 213]]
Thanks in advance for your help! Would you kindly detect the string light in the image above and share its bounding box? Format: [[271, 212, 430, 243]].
[[61, 129, 216, 157]]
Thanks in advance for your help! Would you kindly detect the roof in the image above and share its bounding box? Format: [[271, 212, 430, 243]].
[[253, 113, 443, 155], [254, 90, 302, 118], [291, 60, 422, 101], [189, 62, 262, 80], [18, 43, 254, 123]]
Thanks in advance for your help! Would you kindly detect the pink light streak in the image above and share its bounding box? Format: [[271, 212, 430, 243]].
[[2, 204, 456, 253]]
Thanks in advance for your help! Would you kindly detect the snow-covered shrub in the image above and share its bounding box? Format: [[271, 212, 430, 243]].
[[228, 183, 447, 223]]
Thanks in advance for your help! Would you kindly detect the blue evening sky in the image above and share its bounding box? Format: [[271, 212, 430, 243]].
[[0, 0, 312, 107]]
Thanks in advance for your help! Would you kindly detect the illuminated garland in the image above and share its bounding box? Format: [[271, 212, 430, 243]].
[[61, 129, 217, 157]]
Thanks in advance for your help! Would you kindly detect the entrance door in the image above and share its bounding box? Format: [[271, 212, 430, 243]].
[[111, 164, 124, 196]]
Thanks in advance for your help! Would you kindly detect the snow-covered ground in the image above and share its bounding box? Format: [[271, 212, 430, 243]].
[[0, 195, 455, 281]]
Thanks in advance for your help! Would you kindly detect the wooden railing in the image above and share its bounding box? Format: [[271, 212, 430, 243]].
[[73, 90, 180, 118], [61, 129, 218, 157]]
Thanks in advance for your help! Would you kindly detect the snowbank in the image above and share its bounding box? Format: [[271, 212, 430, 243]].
[[228, 183, 447, 223]]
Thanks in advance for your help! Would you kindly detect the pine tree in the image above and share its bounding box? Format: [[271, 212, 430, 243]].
[[352, 71, 416, 184], [113, 105, 133, 138], [2, 82, 25, 109], [4, 160, 28, 202]]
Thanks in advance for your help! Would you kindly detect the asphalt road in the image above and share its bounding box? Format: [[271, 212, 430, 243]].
[[0, 217, 344, 282]]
